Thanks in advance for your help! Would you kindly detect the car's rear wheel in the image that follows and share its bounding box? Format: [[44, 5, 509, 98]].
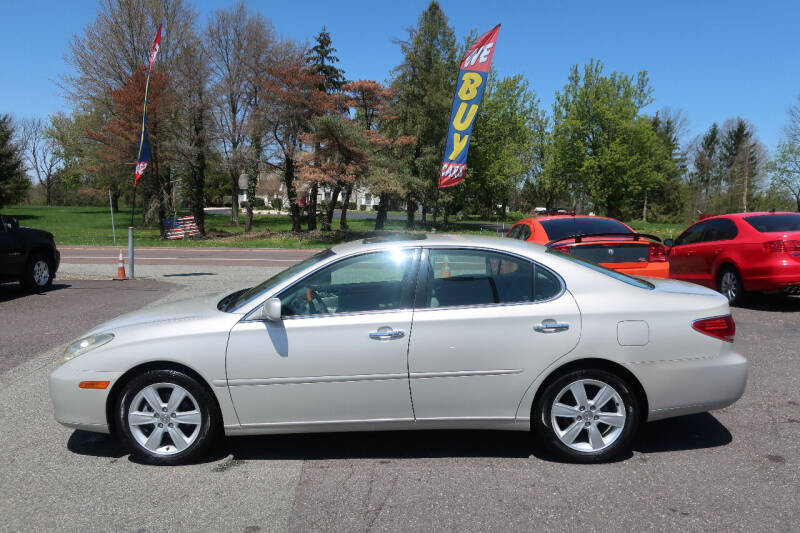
[[533, 368, 639, 463], [115, 370, 219, 465], [22, 253, 52, 291], [718, 266, 745, 306]]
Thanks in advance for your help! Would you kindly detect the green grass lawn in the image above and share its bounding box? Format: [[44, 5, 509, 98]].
[[3, 206, 688, 248], [2, 206, 498, 248]]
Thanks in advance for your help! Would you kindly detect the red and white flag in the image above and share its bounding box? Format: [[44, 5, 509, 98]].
[[149, 26, 162, 73]]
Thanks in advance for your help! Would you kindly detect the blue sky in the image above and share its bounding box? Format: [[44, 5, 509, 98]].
[[2, 0, 798, 151]]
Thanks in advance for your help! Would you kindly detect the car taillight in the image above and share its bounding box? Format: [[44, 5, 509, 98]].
[[648, 243, 667, 262], [692, 315, 735, 342], [552, 245, 571, 254], [763, 239, 800, 253]]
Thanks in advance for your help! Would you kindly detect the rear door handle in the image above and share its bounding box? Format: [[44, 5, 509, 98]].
[[534, 322, 570, 333], [713, 249, 722, 255], [369, 329, 405, 340]]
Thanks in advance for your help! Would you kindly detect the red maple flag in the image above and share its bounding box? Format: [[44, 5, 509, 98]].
[[149, 26, 162, 74]]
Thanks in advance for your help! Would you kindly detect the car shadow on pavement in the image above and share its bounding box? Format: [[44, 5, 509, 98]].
[[633, 412, 731, 453], [66, 413, 731, 465], [0, 282, 70, 303], [737, 294, 800, 312]]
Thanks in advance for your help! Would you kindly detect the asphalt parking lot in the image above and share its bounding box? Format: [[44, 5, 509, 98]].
[[0, 261, 798, 532]]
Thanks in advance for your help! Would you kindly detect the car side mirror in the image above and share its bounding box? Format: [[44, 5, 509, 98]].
[[259, 297, 282, 322], [663, 238, 673, 247]]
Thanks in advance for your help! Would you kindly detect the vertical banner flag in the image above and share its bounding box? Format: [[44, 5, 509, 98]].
[[134, 25, 162, 187], [439, 24, 500, 189]]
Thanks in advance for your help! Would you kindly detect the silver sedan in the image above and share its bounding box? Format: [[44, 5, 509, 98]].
[[49, 234, 748, 464]]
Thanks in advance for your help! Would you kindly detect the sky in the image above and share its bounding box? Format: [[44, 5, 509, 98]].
[[2, 0, 799, 152]]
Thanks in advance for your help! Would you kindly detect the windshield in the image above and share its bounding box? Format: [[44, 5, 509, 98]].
[[539, 218, 632, 242], [744, 214, 800, 233], [546, 248, 654, 290], [222, 249, 335, 312]]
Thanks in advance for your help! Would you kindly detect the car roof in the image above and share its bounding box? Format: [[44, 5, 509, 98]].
[[699, 211, 797, 221], [330, 232, 546, 257], [514, 215, 629, 224]]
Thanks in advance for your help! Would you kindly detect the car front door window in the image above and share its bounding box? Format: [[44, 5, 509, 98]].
[[278, 249, 417, 317]]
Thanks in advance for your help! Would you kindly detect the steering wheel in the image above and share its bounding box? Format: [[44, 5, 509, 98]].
[[306, 287, 329, 314]]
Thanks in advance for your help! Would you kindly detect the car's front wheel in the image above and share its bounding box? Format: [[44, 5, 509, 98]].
[[22, 253, 52, 291], [115, 370, 219, 465], [533, 368, 639, 463]]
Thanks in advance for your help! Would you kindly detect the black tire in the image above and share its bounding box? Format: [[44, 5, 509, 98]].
[[115, 369, 219, 465], [533, 368, 639, 463], [717, 266, 746, 306], [21, 252, 53, 291]]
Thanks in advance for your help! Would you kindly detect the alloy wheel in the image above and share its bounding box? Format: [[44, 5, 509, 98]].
[[127, 383, 202, 456], [550, 378, 626, 453], [32, 260, 50, 286], [720, 271, 738, 303]]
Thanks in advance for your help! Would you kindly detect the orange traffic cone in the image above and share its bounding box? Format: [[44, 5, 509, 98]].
[[113, 249, 127, 280]]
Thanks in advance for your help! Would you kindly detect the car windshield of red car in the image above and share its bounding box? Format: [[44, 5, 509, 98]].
[[539, 218, 632, 241], [744, 214, 800, 233]]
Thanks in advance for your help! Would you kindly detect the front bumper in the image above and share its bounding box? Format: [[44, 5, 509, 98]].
[[627, 350, 748, 422], [49, 363, 121, 434]]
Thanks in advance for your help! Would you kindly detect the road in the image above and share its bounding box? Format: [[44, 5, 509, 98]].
[[0, 260, 798, 532], [60, 245, 319, 267]]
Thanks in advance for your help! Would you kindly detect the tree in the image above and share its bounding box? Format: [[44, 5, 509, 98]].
[[170, 31, 212, 234], [719, 118, 764, 213], [305, 27, 347, 230], [346, 80, 414, 229], [261, 44, 331, 232], [645, 108, 687, 222], [206, 2, 274, 225], [771, 142, 800, 211], [298, 115, 367, 230], [0, 115, 29, 207], [86, 68, 174, 226], [20, 118, 62, 206], [548, 60, 668, 219], [466, 73, 544, 219], [391, 1, 458, 227]]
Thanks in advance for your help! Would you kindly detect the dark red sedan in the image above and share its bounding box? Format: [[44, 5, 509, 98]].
[[667, 212, 800, 304]]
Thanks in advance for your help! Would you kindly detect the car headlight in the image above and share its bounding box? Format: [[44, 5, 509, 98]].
[[62, 333, 114, 364]]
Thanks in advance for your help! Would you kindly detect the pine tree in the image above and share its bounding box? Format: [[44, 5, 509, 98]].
[[0, 115, 29, 208], [391, 1, 458, 227], [305, 27, 347, 230]]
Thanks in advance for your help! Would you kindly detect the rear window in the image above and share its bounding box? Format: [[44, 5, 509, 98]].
[[539, 218, 632, 242], [744, 214, 800, 233], [546, 248, 654, 290]]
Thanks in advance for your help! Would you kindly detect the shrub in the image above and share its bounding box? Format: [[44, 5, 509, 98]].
[[270, 198, 283, 211], [250, 197, 266, 209], [359, 204, 367, 211]]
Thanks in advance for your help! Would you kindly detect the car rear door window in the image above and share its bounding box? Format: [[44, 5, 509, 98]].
[[703, 219, 738, 241], [424, 249, 534, 308], [278, 249, 417, 317], [744, 214, 800, 232], [518, 225, 531, 240]]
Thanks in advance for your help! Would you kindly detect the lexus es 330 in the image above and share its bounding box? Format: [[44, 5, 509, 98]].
[[49, 235, 747, 464]]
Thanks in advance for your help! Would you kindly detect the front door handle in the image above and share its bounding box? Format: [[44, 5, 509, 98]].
[[369, 329, 405, 340], [713, 249, 722, 255], [534, 321, 570, 333]]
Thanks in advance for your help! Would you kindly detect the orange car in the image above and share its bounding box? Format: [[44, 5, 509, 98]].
[[506, 214, 669, 278]]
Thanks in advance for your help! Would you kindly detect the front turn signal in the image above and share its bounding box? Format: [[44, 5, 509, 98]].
[[78, 381, 110, 390]]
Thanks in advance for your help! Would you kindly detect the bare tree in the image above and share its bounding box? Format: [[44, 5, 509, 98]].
[[205, 2, 274, 225], [20, 118, 61, 206]]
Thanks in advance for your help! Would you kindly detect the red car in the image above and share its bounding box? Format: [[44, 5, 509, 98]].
[[506, 215, 669, 278], [667, 212, 800, 304]]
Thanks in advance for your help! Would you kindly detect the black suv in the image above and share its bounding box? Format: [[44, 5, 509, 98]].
[[0, 214, 60, 290]]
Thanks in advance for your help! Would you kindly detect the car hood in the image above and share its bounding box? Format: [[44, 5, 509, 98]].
[[83, 290, 242, 336], [646, 276, 722, 297], [19, 226, 54, 241]]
